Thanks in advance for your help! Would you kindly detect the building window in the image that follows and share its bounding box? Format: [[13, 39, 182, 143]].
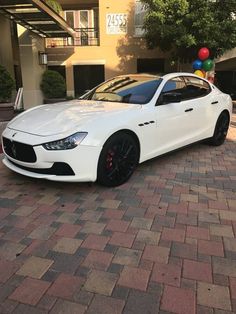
[[134, 0, 148, 37], [65, 10, 94, 29], [65, 11, 74, 28], [79, 10, 89, 28]]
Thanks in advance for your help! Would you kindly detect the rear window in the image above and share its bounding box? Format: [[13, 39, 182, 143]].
[[183, 76, 211, 99], [86, 76, 163, 104]]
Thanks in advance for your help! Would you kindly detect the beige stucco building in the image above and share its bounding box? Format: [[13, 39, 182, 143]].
[[0, 0, 236, 110], [46, 0, 172, 98]]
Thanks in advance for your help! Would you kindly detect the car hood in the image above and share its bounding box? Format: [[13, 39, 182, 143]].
[[7, 100, 139, 136]]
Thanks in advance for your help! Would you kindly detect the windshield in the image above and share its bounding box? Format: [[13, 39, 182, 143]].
[[83, 75, 163, 104]]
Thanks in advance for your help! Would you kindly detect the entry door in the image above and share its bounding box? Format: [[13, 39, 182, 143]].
[[73, 65, 105, 96]]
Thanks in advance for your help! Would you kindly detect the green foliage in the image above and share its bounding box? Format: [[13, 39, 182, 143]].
[[141, 0, 236, 59], [40, 70, 66, 99], [45, 0, 62, 14], [0, 65, 15, 103]]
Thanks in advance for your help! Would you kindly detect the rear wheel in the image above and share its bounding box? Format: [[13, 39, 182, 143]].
[[97, 133, 139, 187], [209, 112, 229, 146]]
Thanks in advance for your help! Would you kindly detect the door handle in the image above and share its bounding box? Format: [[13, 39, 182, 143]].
[[185, 108, 193, 112], [211, 101, 218, 104]]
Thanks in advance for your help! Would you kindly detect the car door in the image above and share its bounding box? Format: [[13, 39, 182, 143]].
[[181, 76, 215, 141], [152, 76, 195, 157]]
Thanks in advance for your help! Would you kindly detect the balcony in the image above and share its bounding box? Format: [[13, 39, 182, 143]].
[[46, 27, 99, 47]]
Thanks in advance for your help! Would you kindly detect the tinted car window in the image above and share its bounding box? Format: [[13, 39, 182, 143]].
[[87, 75, 163, 104], [157, 77, 186, 104], [162, 77, 186, 93], [183, 76, 211, 99]]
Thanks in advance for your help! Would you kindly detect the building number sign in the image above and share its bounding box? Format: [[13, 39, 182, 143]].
[[106, 13, 128, 34]]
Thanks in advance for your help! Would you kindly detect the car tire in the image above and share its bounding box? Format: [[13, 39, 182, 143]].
[[97, 132, 139, 187], [209, 112, 229, 146]]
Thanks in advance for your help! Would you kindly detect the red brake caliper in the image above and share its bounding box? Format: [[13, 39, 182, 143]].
[[106, 149, 114, 170]]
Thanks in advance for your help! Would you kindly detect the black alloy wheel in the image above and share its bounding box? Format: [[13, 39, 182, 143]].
[[97, 132, 139, 187], [209, 112, 230, 146]]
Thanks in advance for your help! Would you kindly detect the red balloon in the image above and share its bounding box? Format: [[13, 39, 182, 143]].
[[198, 47, 210, 61]]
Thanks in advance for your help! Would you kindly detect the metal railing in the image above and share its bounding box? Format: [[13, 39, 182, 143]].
[[46, 28, 100, 47]]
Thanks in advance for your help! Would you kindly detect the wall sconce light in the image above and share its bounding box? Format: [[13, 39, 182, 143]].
[[38, 51, 48, 65]]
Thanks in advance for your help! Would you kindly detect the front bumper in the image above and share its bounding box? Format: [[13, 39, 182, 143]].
[[2, 128, 102, 182]]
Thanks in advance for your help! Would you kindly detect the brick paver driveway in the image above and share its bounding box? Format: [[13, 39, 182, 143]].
[[0, 124, 236, 314]]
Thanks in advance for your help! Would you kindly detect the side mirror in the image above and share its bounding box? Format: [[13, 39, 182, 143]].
[[162, 92, 182, 104]]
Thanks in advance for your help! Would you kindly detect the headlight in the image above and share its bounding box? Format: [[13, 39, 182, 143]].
[[42, 132, 88, 150]]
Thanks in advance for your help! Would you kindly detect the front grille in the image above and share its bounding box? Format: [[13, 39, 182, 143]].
[[2, 137, 36, 162], [9, 159, 75, 176]]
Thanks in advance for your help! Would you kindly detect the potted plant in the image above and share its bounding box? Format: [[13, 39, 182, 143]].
[[40, 70, 66, 103], [0, 65, 15, 121]]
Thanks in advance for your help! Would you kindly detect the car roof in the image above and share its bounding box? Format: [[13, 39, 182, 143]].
[[121, 73, 161, 79], [162, 72, 212, 82], [116, 72, 209, 82]]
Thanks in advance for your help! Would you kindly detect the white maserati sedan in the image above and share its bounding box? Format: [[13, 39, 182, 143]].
[[1, 73, 232, 187]]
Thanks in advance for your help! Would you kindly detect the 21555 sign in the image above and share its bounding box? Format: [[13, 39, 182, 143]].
[[106, 14, 128, 34]]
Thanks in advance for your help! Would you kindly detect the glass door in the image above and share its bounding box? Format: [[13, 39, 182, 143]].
[[79, 10, 89, 45]]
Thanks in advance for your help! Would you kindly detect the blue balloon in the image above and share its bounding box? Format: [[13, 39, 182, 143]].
[[192, 59, 202, 70]]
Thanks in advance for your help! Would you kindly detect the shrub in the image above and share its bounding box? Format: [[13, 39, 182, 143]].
[[0, 65, 15, 103], [40, 70, 66, 99]]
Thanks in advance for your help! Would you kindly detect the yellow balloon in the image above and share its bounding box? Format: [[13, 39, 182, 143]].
[[194, 70, 205, 78]]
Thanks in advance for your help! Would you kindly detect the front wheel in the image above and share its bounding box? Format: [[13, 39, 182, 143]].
[[209, 112, 229, 146], [97, 133, 139, 187]]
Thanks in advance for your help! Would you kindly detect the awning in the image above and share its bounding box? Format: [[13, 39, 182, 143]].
[[0, 0, 75, 37]]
